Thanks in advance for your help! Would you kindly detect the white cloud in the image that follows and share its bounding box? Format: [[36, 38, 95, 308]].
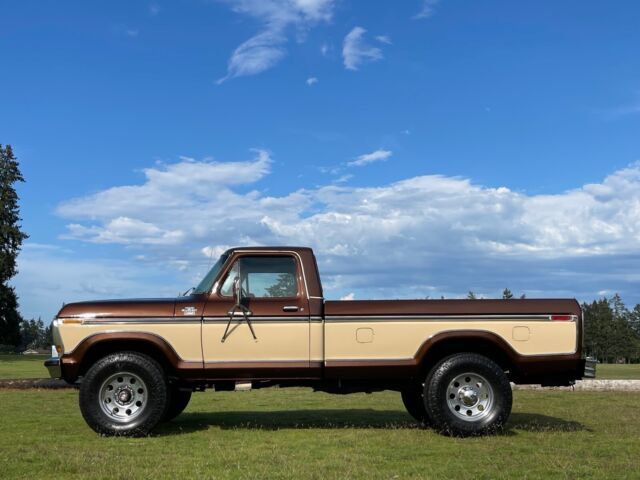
[[46, 155, 640, 312], [306, 76, 318, 86], [320, 43, 329, 56], [340, 292, 355, 300], [348, 149, 392, 167], [149, 4, 160, 16], [342, 27, 383, 71], [217, 0, 335, 83], [414, 0, 439, 19], [375, 35, 392, 45], [333, 174, 353, 184]]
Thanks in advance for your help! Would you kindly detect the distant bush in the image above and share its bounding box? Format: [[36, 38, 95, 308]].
[[0, 344, 18, 354]]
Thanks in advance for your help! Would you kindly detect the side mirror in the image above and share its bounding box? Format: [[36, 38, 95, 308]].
[[232, 276, 242, 305]]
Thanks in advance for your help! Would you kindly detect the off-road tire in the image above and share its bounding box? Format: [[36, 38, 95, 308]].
[[401, 384, 430, 425], [79, 351, 169, 436], [424, 353, 512, 436], [163, 388, 192, 422]]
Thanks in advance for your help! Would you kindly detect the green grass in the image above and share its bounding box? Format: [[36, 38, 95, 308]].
[[595, 363, 640, 380], [0, 388, 638, 479], [0, 354, 49, 379]]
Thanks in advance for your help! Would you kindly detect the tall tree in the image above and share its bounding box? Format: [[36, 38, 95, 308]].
[[264, 273, 297, 298], [630, 304, 640, 336], [0, 145, 28, 348], [583, 296, 639, 363], [502, 288, 514, 299]]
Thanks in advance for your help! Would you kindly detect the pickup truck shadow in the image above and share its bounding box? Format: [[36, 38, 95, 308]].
[[507, 413, 587, 433], [154, 410, 586, 436]]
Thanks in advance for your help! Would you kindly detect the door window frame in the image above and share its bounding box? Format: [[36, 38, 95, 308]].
[[212, 252, 305, 301]]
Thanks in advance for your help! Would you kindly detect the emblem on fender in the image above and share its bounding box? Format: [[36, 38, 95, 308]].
[[181, 306, 197, 316]]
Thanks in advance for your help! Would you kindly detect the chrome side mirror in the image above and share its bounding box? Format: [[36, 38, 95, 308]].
[[232, 275, 242, 306]]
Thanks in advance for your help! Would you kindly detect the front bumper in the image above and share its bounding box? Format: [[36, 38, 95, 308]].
[[44, 357, 61, 379]]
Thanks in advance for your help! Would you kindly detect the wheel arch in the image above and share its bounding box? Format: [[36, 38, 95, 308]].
[[414, 330, 520, 379], [61, 332, 186, 381]]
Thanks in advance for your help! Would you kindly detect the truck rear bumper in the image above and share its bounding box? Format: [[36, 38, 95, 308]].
[[44, 357, 61, 379]]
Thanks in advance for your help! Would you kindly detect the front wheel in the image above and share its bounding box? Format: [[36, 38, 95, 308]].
[[424, 353, 512, 436], [79, 351, 169, 436]]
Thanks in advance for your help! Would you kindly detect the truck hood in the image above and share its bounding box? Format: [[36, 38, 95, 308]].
[[57, 297, 179, 319]]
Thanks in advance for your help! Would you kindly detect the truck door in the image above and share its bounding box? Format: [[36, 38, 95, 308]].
[[201, 252, 311, 378]]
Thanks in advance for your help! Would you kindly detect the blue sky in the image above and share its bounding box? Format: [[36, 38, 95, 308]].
[[2, 0, 640, 320]]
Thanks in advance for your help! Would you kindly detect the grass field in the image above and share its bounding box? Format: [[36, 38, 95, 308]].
[[1, 354, 640, 380], [0, 388, 638, 479], [592, 363, 640, 380], [0, 354, 49, 379]]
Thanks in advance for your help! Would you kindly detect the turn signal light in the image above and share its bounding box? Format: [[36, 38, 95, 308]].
[[551, 315, 573, 321]]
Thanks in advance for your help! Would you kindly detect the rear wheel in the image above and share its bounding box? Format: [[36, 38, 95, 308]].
[[424, 353, 512, 436], [79, 351, 169, 436], [163, 388, 192, 422]]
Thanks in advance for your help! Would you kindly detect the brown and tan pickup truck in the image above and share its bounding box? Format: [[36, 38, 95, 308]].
[[45, 246, 593, 437]]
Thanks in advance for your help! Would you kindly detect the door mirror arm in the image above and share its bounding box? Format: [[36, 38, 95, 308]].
[[222, 275, 256, 343]]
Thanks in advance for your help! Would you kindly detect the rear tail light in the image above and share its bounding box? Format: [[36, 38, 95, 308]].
[[551, 315, 574, 321]]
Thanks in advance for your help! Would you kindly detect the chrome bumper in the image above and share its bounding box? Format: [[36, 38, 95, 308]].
[[44, 357, 61, 379], [584, 357, 597, 379]]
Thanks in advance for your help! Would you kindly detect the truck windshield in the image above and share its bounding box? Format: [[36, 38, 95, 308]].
[[193, 254, 229, 294]]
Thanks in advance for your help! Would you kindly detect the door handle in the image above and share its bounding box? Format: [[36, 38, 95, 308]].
[[283, 306, 299, 312]]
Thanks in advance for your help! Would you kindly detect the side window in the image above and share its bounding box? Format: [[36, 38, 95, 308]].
[[219, 256, 299, 298], [219, 262, 238, 297]]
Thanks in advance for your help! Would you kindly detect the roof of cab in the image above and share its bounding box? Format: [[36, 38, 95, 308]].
[[224, 246, 313, 255]]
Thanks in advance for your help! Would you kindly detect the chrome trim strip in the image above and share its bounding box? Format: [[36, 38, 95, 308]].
[[78, 318, 202, 325], [204, 316, 311, 323], [325, 357, 413, 364], [63, 316, 321, 324], [203, 359, 311, 365], [324, 314, 572, 322]]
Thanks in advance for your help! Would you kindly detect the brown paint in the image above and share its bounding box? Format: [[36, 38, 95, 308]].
[[58, 298, 178, 319], [324, 298, 581, 317]]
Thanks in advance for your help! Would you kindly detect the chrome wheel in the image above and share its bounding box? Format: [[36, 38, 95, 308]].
[[99, 372, 148, 423], [446, 372, 493, 422]]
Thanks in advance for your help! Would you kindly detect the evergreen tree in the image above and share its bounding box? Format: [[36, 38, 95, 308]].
[[502, 288, 514, 299], [0, 145, 28, 348], [467, 291, 477, 300], [264, 273, 297, 297], [583, 296, 639, 363], [630, 304, 640, 336], [19, 317, 49, 350]]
